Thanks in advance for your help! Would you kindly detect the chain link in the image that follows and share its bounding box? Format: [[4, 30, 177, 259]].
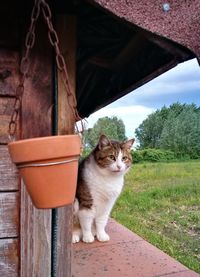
[[9, 0, 82, 140], [9, 0, 42, 139], [40, 0, 81, 122]]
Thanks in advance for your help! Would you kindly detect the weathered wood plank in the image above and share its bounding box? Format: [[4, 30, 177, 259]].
[[55, 15, 77, 277], [0, 97, 19, 143], [20, 19, 52, 277], [55, 205, 73, 277], [0, 192, 19, 238], [57, 15, 77, 135], [0, 238, 19, 277], [20, 189, 52, 277], [0, 145, 18, 191], [0, 50, 19, 96]]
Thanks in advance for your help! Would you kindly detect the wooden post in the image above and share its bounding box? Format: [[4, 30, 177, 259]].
[[20, 20, 52, 277], [54, 15, 77, 277], [57, 15, 77, 135]]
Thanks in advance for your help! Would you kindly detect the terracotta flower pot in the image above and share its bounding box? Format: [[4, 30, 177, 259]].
[[8, 135, 81, 209]]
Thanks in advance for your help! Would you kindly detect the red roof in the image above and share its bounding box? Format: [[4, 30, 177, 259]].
[[93, 0, 200, 60]]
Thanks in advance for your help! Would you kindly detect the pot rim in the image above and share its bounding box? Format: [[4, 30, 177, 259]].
[[8, 134, 81, 164], [8, 134, 79, 145]]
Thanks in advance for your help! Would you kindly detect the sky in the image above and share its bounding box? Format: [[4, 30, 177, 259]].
[[85, 58, 200, 139]]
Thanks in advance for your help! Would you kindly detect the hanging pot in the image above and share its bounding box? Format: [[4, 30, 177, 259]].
[[8, 135, 81, 209]]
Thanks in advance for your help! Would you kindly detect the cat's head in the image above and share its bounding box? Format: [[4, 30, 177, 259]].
[[93, 135, 134, 175]]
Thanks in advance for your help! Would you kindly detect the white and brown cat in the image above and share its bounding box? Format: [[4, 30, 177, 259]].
[[73, 134, 134, 243]]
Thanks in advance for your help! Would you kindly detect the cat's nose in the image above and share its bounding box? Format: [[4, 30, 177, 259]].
[[117, 165, 122, 170]]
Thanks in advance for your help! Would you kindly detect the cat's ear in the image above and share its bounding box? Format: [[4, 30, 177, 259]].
[[98, 134, 111, 150], [122, 138, 135, 150]]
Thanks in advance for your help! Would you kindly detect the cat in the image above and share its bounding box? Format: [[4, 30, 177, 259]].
[[72, 134, 134, 243]]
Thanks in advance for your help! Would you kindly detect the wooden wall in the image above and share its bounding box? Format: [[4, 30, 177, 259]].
[[0, 2, 75, 276], [0, 2, 22, 274], [0, 20, 53, 276], [0, 23, 53, 276], [20, 19, 53, 277], [0, 50, 20, 276]]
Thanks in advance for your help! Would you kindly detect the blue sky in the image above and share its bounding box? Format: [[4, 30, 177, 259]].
[[86, 58, 200, 139]]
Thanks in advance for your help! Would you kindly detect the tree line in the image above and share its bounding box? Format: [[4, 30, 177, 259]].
[[83, 103, 200, 160], [135, 103, 200, 159]]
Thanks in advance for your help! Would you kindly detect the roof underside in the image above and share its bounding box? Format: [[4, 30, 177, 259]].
[[56, 0, 197, 118]]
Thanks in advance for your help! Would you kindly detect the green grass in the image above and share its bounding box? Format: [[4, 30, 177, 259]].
[[112, 161, 200, 273]]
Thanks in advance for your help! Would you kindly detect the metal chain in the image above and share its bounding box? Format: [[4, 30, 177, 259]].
[[40, 0, 82, 123], [8, 0, 41, 139], [9, 0, 82, 140]]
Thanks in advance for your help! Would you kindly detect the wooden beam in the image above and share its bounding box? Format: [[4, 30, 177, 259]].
[[54, 14, 77, 277], [145, 33, 191, 61], [122, 24, 191, 60], [92, 59, 178, 114], [111, 33, 146, 70], [57, 16, 77, 135], [20, 19, 52, 277], [89, 33, 147, 71]]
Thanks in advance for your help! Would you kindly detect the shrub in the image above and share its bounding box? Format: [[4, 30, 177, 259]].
[[132, 148, 176, 163], [132, 150, 144, 163]]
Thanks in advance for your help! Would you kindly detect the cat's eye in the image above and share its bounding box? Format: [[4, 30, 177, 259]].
[[109, 155, 115, 161], [122, 156, 128, 161]]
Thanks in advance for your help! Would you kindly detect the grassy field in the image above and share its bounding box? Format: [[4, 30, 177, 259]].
[[112, 161, 200, 273]]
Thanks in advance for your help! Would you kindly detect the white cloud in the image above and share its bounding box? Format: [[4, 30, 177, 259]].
[[81, 58, 199, 143], [110, 58, 200, 108], [86, 105, 155, 138]]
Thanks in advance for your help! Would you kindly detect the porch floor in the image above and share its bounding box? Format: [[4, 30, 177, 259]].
[[72, 218, 199, 277]]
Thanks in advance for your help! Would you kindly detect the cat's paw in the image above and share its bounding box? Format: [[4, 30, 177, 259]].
[[82, 233, 95, 243], [96, 232, 110, 242], [72, 233, 81, 244]]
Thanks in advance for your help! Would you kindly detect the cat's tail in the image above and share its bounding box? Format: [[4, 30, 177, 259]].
[[72, 198, 82, 243], [73, 198, 79, 215]]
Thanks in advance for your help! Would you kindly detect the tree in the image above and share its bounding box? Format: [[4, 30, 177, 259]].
[[84, 116, 127, 148], [160, 105, 200, 158], [135, 103, 189, 149], [135, 103, 200, 158], [135, 105, 169, 149]]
